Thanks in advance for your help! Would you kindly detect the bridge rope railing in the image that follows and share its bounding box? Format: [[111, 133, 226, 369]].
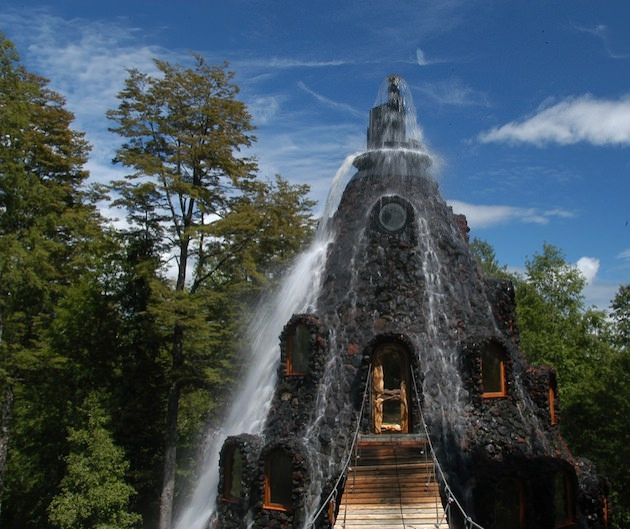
[[409, 368, 485, 529], [306, 362, 486, 529], [304, 363, 372, 529]]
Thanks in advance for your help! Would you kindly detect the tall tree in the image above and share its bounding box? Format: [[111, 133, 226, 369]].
[[107, 56, 314, 529], [9, 232, 167, 528], [515, 243, 591, 390], [0, 34, 101, 520], [48, 393, 141, 529]]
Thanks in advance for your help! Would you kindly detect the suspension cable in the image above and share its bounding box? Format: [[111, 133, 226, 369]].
[[306, 362, 485, 529], [305, 363, 372, 528], [410, 370, 485, 529]]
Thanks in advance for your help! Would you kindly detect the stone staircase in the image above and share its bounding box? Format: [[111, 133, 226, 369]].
[[333, 434, 448, 529]]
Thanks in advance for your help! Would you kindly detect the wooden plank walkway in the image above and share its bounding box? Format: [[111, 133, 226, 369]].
[[333, 435, 448, 529]]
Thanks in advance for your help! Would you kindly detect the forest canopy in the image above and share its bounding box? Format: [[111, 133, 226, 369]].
[[0, 34, 315, 529]]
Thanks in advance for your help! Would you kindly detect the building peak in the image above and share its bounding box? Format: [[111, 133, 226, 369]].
[[367, 74, 422, 151]]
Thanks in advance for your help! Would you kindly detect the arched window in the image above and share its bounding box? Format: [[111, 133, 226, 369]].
[[494, 477, 525, 529], [286, 323, 310, 375], [554, 470, 575, 528], [264, 449, 293, 511], [222, 446, 243, 502], [481, 342, 506, 398]]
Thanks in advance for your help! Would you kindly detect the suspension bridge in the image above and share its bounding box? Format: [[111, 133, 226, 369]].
[[308, 366, 484, 529], [333, 434, 448, 529]]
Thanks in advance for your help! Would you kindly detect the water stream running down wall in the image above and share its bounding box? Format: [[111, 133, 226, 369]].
[[174, 154, 359, 529]]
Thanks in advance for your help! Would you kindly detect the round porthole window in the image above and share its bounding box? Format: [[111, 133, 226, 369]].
[[378, 202, 407, 232]]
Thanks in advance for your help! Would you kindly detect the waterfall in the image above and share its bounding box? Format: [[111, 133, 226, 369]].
[[174, 154, 359, 529]]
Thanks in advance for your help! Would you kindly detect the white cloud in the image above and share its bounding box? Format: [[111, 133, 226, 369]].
[[267, 58, 349, 68], [617, 249, 630, 260], [576, 256, 600, 285], [543, 208, 575, 219], [2, 11, 167, 108], [248, 96, 282, 125], [416, 48, 429, 66], [573, 23, 630, 60], [236, 57, 358, 71], [297, 81, 364, 118], [447, 200, 574, 229], [0, 9, 181, 190], [415, 79, 489, 107], [572, 258, 620, 310], [479, 95, 630, 146], [560, 256, 624, 310]]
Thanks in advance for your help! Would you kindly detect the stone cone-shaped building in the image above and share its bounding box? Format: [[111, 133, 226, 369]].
[[213, 75, 609, 529]]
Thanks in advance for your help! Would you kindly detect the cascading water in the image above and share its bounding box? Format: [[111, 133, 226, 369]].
[[174, 155, 359, 529], [415, 217, 470, 431]]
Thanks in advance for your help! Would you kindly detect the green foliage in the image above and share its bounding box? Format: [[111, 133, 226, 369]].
[[42, 234, 167, 527], [1, 239, 122, 529], [211, 174, 316, 291], [106, 56, 257, 289], [48, 393, 141, 529], [515, 243, 595, 392], [611, 284, 630, 349], [603, 284, 630, 528], [0, 32, 96, 378], [514, 244, 629, 527], [0, 33, 106, 526]]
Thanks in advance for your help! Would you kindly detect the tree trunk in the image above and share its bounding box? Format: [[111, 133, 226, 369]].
[[158, 380, 180, 529], [158, 326, 184, 529], [0, 383, 15, 522]]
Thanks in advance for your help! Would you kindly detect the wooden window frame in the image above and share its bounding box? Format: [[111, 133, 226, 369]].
[[286, 323, 310, 376], [263, 450, 293, 512], [481, 345, 507, 398]]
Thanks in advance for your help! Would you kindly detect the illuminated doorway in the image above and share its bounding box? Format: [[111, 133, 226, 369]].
[[372, 343, 411, 433]]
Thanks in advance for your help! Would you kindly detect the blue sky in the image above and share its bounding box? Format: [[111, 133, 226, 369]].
[[1, 0, 629, 309]]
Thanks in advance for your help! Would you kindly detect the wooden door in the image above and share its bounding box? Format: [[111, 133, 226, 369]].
[[372, 345, 410, 433]]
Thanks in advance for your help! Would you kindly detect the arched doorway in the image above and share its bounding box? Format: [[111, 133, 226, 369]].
[[372, 343, 411, 433]]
